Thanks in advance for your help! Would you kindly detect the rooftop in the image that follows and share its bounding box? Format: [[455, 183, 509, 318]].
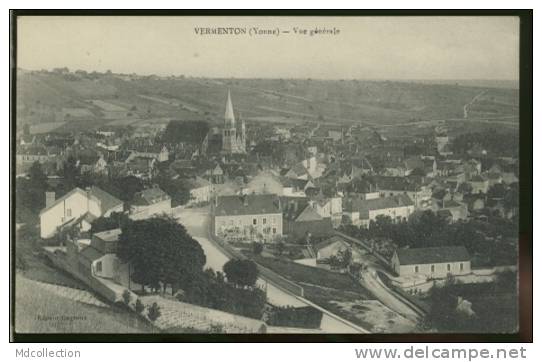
[[395, 246, 470, 265], [214, 194, 281, 217]]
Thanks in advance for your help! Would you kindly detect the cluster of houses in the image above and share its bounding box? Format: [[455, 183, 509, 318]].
[[21, 90, 519, 286]]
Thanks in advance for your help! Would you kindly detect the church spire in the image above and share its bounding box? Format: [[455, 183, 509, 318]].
[[224, 89, 235, 127]]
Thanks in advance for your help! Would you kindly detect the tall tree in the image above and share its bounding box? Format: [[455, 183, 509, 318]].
[[223, 259, 259, 288], [117, 216, 206, 292]]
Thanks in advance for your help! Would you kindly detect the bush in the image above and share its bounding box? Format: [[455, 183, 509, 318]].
[[266, 306, 323, 329], [122, 290, 132, 306], [182, 272, 266, 320], [135, 299, 145, 314], [147, 302, 161, 322], [16, 254, 27, 271], [252, 242, 264, 255]]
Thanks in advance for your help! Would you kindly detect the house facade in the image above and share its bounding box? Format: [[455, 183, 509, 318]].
[[212, 194, 283, 243], [343, 194, 415, 228], [187, 177, 213, 205], [39, 187, 124, 238], [391, 246, 471, 278]]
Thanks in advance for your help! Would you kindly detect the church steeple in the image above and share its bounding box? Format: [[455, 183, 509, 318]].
[[224, 89, 235, 127]]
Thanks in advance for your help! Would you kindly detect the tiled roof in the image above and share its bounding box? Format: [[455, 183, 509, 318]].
[[313, 235, 350, 252], [344, 194, 414, 219], [89, 186, 123, 213], [131, 187, 170, 206], [395, 246, 470, 265], [79, 245, 104, 264], [294, 204, 323, 222], [376, 176, 421, 192], [214, 194, 281, 216]]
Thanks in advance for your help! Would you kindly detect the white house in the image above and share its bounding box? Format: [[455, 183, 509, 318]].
[[39, 187, 124, 239], [187, 177, 212, 205], [343, 194, 415, 228], [310, 196, 343, 227], [212, 194, 283, 243], [391, 246, 471, 278]]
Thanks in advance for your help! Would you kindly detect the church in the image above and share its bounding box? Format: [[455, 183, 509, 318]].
[[201, 89, 247, 156], [221, 89, 246, 155]]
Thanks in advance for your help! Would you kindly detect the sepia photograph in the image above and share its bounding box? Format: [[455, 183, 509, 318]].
[[10, 11, 532, 342]]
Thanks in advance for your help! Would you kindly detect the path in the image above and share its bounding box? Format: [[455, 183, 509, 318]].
[[335, 231, 424, 321], [463, 90, 487, 119], [359, 270, 420, 321], [174, 207, 366, 333]]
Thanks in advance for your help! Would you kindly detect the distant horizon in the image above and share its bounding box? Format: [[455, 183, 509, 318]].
[[18, 67, 520, 82], [17, 67, 519, 89]]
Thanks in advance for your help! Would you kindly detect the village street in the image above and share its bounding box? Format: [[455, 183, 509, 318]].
[[173, 206, 366, 333]]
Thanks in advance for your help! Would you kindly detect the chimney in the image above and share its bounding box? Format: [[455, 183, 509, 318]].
[[45, 191, 56, 208]]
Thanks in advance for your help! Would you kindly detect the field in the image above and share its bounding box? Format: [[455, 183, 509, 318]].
[[16, 71, 520, 132], [15, 274, 157, 333], [253, 255, 370, 294]]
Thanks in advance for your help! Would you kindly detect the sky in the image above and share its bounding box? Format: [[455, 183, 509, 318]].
[[16, 16, 520, 80]]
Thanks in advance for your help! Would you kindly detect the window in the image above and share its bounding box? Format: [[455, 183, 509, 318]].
[[96, 261, 102, 273], [66, 208, 72, 217], [253, 218, 257, 225], [431, 265, 435, 273], [447, 264, 451, 272], [272, 227, 277, 234], [460, 263, 464, 271], [414, 266, 419, 273], [263, 218, 267, 225]]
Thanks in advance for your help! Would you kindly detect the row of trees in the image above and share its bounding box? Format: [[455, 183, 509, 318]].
[[419, 271, 518, 333], [341, 209, 518, 266], [450, 129, 519, 158]]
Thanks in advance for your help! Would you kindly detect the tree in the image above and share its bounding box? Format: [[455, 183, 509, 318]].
[[337, 248, 352, 269], [147, 302, 161, 321], [162, 120, 209, 144], [60, 155, 79, 190], [122, 289, 132, 306], [457, 182, 473, 195], [154, 173, 191, 206], [503, 183, 519, 213], [487, 183, 507, 200], [17, 162, 49, 213], [135, 299, 145, 314], [276, 241, 286, 256], [114, 176, 145, 201], [252, 242, 264, 256], [117, 216, 206, 292], [223, 259, 259, 288]]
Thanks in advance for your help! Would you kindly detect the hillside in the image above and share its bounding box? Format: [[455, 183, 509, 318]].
[[15, 274, 156, 333], [16, 70, 520, 133]]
